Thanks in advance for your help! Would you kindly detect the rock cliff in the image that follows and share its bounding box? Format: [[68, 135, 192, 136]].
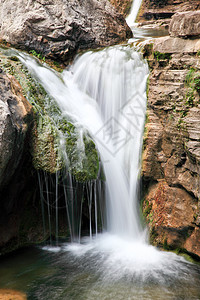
[[137, 0, 200, 29], [0, 0, 132, 62], [142, 11, 200, 258]]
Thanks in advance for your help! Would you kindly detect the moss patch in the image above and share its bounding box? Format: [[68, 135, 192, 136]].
[[0, 47, 100, 181]]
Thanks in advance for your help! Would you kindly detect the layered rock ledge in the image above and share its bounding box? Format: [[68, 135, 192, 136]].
[[137, 0, 200, 29], [142, 15, 200, 258]]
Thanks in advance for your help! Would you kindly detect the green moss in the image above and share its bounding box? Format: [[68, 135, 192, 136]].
[[144, 201, 152, 218], [163, 238, 170, 250], [149, 226, 158, 244], [0, 47, 100, 181], [153, 51, 171, 61]]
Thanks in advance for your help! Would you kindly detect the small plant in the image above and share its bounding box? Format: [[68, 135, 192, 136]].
[[53, 61, 61, 67], [185, 90, 194, 107], [194, 75, 200, 93], [154, 51, 171, 61], [184, 68, 200, 106], [29, 50, 46, 62], [185, 67, 195, 86]]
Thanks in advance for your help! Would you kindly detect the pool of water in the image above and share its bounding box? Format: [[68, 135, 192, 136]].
[[0, 237, 200, 300]]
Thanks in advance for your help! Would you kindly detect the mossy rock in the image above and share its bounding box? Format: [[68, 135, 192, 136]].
[[0, 47, 100, 181]]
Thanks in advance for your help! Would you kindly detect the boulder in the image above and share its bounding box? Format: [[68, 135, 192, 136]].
[[0, 0, 132, 62], [169, 10, 200, 38]]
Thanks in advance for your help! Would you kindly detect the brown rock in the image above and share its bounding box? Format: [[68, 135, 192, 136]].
[[137, 0, 200, 23], [0, 289, 27, 300], [153, 36, 200, 53], [109, 0, 133, 16], [144, 181, 198, 248], [169, 10, 200, 38], [142, 36, 200, 258], [0, 0, 132, 62]]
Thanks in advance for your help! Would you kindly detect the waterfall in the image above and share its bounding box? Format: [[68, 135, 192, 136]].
[[13, 45, 196, 287], [126, 0, 143, 27], [19, 45, 148, 241]]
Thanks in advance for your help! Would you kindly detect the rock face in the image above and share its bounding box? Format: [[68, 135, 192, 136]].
[[169, 11, 200, 38], [137, 0, 200, 28], [109, 0, 133, 16], [0, 68, 41, 253], [142, 33, 200, 258], [0, 70, 33, 188], [0, 0, 132, 62]]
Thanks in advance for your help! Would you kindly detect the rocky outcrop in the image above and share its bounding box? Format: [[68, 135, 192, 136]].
[[0, 66, 42, 253], [0, 69, 33, 188], [109, 0, 133, 17], [0, 47, 101, 254], [142, 30, 200, 258], [169, 11, 200, 38], [138, 0, 200, 28], [0, 0, 132, 62]]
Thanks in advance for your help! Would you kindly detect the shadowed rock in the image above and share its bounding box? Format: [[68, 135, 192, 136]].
[[0, 70, 33, 189]]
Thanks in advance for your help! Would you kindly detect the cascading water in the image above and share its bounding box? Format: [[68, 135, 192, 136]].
[[17, 46, 197, 280], [19, 45, 148, 241], [126, 0, 143, 27], [1, 45, 200, 300]]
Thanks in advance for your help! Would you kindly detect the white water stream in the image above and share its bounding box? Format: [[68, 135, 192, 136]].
[[126, 0, 143, 27]]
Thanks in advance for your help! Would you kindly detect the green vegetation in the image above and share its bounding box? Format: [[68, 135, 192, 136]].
[[149, 226, 158, 244], [29, 49, 46, 62], [185, 67, 200, 107], [153, 51, 171, 61]]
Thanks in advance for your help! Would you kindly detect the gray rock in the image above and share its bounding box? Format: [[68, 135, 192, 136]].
[[169, 10, 200, 38], [0, 0, 132, 62], [0, 70, 33, 189]]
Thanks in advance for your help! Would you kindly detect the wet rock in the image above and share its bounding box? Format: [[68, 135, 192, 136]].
[[169, 11, 200, 38], [0, 0, 132, 62]]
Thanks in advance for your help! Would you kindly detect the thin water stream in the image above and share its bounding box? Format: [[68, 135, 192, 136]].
[[0, 16, 200, 300]]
